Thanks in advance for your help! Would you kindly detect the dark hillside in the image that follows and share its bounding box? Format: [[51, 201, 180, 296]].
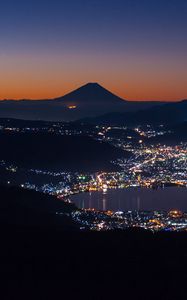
[[0, 132, 129, 172]]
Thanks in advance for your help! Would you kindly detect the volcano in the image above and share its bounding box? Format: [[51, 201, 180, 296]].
[[55, 82, 127, 105], [49, 82, 128, 120]]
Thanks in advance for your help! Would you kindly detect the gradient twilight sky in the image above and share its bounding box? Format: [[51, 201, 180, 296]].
[[0, 0, 187, 101]]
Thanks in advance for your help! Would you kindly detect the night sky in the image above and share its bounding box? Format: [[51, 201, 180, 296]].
[[0, 0, 187, 100]]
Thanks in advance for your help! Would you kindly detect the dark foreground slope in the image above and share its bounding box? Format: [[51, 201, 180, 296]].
[[0, 186, 187, 299], [0, 132, 128, 172], [3, 229, 187, 299], [0, 185, 77, 230]]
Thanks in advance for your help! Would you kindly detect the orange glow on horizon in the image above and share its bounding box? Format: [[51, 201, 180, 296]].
[[0, 53, 186, 101], [0, 80, 186, 102]]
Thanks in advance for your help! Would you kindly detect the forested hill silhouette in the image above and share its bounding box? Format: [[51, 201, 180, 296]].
[[0, 185, 77, 230], [0, 82, 165, 121], [0, 131, 129, 172]]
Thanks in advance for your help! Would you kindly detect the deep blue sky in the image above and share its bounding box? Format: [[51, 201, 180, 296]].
[[0, 0, 187, 100]]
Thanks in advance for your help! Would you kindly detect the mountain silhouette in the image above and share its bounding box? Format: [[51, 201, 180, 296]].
[[0, 82, 165, 121], [55, 82, 127, 105]]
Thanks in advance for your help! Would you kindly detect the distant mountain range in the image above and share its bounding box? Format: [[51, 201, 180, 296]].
[[84, 99, 187, 126], [0, 82, 166, 122]]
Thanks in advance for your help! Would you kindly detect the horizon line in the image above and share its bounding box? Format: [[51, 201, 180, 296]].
[[0, 82, 185, 103]]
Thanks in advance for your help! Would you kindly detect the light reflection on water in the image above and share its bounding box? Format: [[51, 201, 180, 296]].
[[71, 187, 187, 211]]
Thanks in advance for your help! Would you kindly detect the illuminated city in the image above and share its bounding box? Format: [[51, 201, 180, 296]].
[[1, 121, 187, 232]]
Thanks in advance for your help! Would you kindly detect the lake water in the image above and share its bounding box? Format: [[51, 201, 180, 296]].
[[71, 187, 187, 212]]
